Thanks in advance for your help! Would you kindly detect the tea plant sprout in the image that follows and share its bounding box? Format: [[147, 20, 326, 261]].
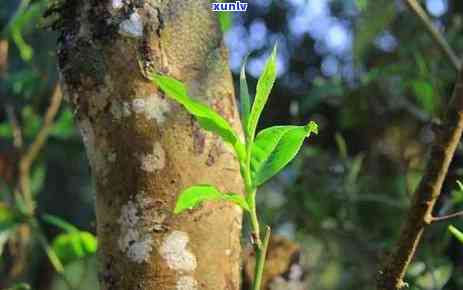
[[152, 46, 318, 290]]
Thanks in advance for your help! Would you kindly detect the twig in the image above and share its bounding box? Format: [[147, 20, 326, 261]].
[[6, 105, 23, 149], [0, 39, 7, 76], [431, 211, 463, 223], [405, 0, 461, 70], [376, 67, 463, 290], [18, 85, 62, 213], [252, 226, 271, 290]]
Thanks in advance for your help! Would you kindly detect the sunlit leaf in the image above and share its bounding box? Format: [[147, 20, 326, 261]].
[[151, 74, 246, 162], [251, 121, 318, 186], [174, 185, 249, 214], [240, 58, 251, 136], [247, 45, 277, 140]]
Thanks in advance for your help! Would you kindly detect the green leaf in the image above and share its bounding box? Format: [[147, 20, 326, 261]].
[[151, 74, 246, 162], [174, 185, 249, 214], [449, 225, 463, 244], [42, 214, 79, 233], [218, 11, 232, 33], [240, 59, 251, 135], [251, 121, 318, 186], [247, 45, 278, 140], [51, 231, 98, 266]]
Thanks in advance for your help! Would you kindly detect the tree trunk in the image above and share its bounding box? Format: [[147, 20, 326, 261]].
[[56, 1, 243, 289]]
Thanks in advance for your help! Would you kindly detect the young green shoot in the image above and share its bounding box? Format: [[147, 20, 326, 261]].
[[151, 45, 318, 290]]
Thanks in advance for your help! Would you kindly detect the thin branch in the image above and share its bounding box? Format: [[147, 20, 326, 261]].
[[405, 0, 461, 70], [0, 39, 8, 76], [431, 211, 463, 223], [376, 67, 463, 290], [6, 105, 23, 149], [18, 85, 63, 213]]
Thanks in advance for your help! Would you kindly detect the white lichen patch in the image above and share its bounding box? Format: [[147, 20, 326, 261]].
[[119, 11, 143, 38], [78, 119, 110, 183], [112, 0, 124, 9], [107, 151, 117, 163], [139, 142, 166, 172], [78, 118, 95, 151], [118, 192, 155, 263], [176, 276, 198, 290], [132, 96, 171, 124], [111, 101, 132, 120], [160, 231, 197, 272]]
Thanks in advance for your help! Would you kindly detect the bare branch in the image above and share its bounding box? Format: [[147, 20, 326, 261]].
[[405, 0, 461, 70], [6, 105, 23, 149], [376, 67, 463, 290], [431, 211, 463, 223], [18, 85, 63, 212]]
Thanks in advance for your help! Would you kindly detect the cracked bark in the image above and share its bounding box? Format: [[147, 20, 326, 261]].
[[376, 68, 463, 290], [55, 1, 242, 289]]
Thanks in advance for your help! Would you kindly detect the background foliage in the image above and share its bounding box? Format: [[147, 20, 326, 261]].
[[1, 0, 463, 289]]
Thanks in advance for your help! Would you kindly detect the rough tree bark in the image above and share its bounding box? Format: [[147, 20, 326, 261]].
[[55, 1, 243, 289]]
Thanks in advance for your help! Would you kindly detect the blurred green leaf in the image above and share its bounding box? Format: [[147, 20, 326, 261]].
[[21, 106, 42, 138], [42, 213, 79, 233], [0, 203, 22, 255], [354, 0, 396, 61], [4, 0, 48, 61], [51, 108, 76, 139], [51, 231, 98, 266], [416, 263, 452, 289], [0, 122, 13, 139], [356, 0, 368, 11], [449, 225, 463, 244], [30, 163, 46, 195], [0, 203, 21, 232], [174, 185, 249, 214], [2, 283, 31, 290], [411, 80, 434, 114]]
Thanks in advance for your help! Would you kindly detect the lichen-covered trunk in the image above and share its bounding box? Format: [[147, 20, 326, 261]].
[[56, 1, 243, 289]]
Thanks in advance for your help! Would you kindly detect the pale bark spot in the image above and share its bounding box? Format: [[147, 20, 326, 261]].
[[119, 12, 143, 38], [225, 249, 231, 256], [132, 96, 170, 124], [160, 231, 197, 272], [118, 193, 154, 264], [139, 142, 166, 172], [269, 277, 305, 290], [176, 276, 198, 290]]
